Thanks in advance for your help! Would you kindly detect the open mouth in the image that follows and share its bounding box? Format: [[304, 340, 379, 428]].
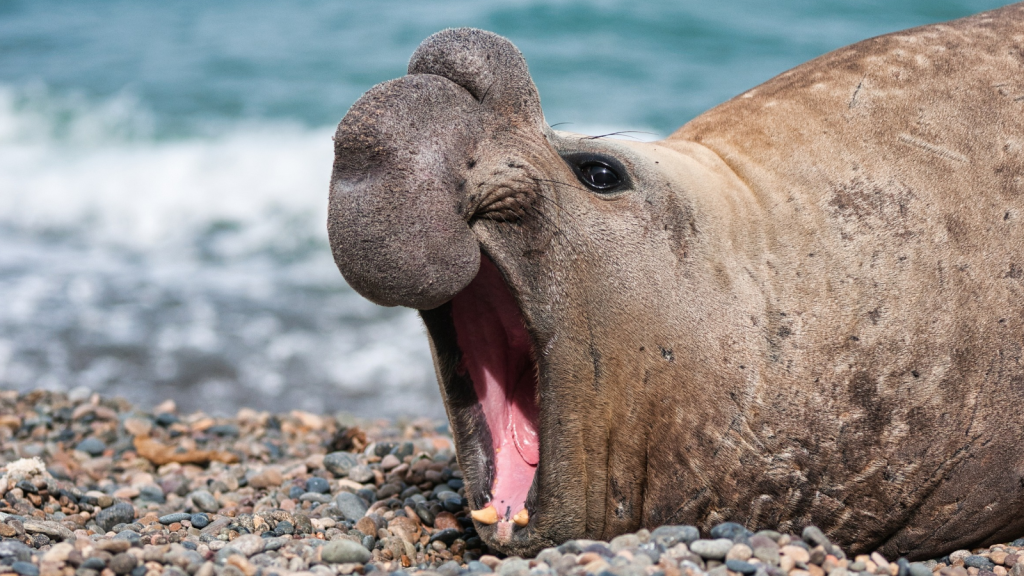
[[422, 255, 541, 544]]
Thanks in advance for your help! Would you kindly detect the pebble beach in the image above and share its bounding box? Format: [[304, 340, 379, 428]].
[[0, 389, 1021, 576]]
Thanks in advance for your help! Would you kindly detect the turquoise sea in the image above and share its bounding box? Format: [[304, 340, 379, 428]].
[[0, 0, 1012, 416]]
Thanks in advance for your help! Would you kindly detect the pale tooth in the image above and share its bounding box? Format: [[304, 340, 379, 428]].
[[471, 506, 498, 525], [513, 508, 529, 526]]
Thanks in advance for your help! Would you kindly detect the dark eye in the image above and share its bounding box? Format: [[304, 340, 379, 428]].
[[579, 163, 621, 190], [561, 153, 628, 193]]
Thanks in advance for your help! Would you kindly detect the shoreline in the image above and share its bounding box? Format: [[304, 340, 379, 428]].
[[0, 389, 1018, 576]]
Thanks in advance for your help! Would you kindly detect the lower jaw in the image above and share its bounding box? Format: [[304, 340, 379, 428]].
[[424, 255, 544, 548]]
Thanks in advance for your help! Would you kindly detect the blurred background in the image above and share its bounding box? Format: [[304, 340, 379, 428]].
[[0, 0, 1010, 417]]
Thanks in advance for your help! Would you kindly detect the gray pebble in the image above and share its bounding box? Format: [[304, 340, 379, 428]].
[[467, 561, 494, 573], [96, 502, 136, 532], [498, 558, 530, 576], [321, 539, 371, 564], [0, 541, 33, 562], [610, 533, 641, 552], [802, 526, 831, 548], [749, 534, 780, 566], [263, 536, 290, 551], [75, 437, 106, 456], [113, 530, 141, 546], [190, 513, 210, 528], [205, 424, 239, 436], [908, 563, 933, 576], [726, 559, 758, 575], [191, 490, 220, 513], [965, 556, 996, 571], [11, 561, 39, 576], [348, 464, 375, 484], [109, 553, 138, 575], [159, 512, 191, 524], [299, 493, 333, 504], [437, 560, 463, 576], [323, 452, 359, 477], [334, 492, 368, 521], [82, 558, 107, 570], [305, 477, 330, 494], [136, 485, 165, 504], [651, 525, 700, 547], [690, 538, 735, 560], [711, 522, 752, 542], [214, 546, 244, 563]]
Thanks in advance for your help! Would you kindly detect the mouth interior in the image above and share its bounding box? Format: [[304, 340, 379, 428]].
[[451, 255, 539, 522]]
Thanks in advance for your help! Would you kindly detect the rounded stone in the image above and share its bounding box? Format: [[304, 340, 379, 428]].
[[651, 525, 700, 547], [610, 533, 641, 552], [96, 502, 136, 532], [348, 465, 375, 484], [11, 562, 39, 576], [321, 539, 371, 564], [726, 559, 758, 575], [305, 477, 330, 494], [966, 556, 997, 571], [909, 563, 934, 576], [749, 534, 780, 566], [109, 553, 138, 575], [727, 544, 753, 561], [802, 526, 831, 548], [190, 513, 210, 529], [711, 522, 753, 542], [951, 550, 972, 563], [334, 491, 368, 521], [159, 512, 191, 525], [690, 539, 735, 560], [190, 490, 220, 513], [75, 437, 106, 456], [323, 452, 359, 477]]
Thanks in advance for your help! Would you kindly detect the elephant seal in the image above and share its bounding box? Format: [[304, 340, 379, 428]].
[[328, 4, 1024, 559]]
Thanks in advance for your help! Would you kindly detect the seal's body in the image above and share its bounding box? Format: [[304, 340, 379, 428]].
[[328, 4, 1024, 558]]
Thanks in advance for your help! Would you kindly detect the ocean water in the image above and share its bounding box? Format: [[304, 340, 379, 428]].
[[0, 0, 1011, 417]]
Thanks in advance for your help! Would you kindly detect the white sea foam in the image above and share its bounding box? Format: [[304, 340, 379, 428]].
[[0, 85, 440, 416]]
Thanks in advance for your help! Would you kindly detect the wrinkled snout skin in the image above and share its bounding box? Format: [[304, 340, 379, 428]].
[[329, 5, 1024, 560]]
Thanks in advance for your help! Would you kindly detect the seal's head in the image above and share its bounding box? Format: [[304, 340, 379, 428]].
[[328, 28, 744, 554]]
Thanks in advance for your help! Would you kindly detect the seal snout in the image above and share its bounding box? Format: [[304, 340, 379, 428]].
[[328, 28, 546, 310]]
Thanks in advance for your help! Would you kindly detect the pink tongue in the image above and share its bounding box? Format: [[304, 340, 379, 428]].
[[452, 256, 539, 519]]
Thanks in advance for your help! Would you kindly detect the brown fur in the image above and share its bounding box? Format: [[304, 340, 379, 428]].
[[329, 5, 1024, 558]]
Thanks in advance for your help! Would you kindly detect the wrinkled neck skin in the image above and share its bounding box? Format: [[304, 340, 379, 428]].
[[422, 128, 777, 553]]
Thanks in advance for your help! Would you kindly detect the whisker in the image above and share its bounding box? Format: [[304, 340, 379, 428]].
[[581, 130, 657, 141]]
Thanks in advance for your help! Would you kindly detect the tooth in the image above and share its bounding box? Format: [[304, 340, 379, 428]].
[[513, 508, 529, 526], [471, 506, 498, 525]]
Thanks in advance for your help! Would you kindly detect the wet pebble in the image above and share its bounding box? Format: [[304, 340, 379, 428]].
[[323, 451, 359, 477], [321, 539, 371, 564], [159, 512, 191, 524], [11, 561, 40, 576], [75, 437, 106, 456], [305, 476, 330, 494], [190, 490, 219, 513], [334, 491, 368, 521], [691, 538, 735, 560], [95, 502, 136, 532]]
